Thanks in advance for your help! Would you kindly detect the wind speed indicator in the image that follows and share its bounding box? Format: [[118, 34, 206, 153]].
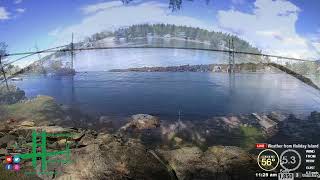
[[280, 149, 301, 172]]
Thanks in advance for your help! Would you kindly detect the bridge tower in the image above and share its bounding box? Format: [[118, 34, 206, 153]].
[[70, 33, 74, 70], [232, 38, 235, 72], [228, 38, 235, 73], [228, 39, 231, 73]]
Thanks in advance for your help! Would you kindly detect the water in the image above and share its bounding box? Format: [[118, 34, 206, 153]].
[[13, 71, 320, 120], [74, 48, 225, 71]]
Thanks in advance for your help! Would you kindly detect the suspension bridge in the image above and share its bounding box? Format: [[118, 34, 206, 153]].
[[0, 37, 319, 91]]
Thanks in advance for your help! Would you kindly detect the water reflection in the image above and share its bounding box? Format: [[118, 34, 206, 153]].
[[14, 71, 320, 121]]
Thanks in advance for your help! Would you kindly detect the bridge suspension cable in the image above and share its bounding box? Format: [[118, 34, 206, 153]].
[[2, 45, 69, 68], [2, 45, 317, 64]]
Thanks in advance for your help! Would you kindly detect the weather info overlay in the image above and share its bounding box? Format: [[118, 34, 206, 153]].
[[255, 143, 320, 179]]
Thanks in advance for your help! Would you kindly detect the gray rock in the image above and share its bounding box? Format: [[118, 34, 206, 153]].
[[0, 148, 7, 156], [99, 116, 109, 123], [47, 136, 171, 180], [20, 120, 35, 127], [98, 116, 113, 128], [78, 133, 95, 146], [309, 111, 320, 121], [220, 116, 241, 128], [0, 135, 16, 148], [268, 111, 287, 122], [121, 114, 160, 130], [251, 113, 277, 131], [158, 146, 257, 180]]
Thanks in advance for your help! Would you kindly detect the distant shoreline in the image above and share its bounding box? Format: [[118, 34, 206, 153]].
[[109, 63, 280, 73]]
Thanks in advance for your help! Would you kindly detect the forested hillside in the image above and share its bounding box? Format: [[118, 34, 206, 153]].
[[27, 24, 262, 74], [83, 24, 261, 53]]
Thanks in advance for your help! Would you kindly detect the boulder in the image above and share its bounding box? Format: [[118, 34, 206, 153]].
[[275, 114, 320, 143], [309, 111, 320, 121], [44, 136, 171, 180], [158, 146, 257, 180], [173, 137, 183, 144], [95, 133, 113, 144], [251, 113, 277, 132], [0, 148, 7, 156], [0, 134, 16, 148], [0, 123, 12, 134], [78, 133, 96, 146], [220, 116, 241, 128], [268, 111, 287, 122], [20, 120, 35, 127], [6, 118, 16, 124], [39, 126, 74, 134], [121, 114, 160, 130], [98, 116, 113, 126], [159, 146, 202, 179]]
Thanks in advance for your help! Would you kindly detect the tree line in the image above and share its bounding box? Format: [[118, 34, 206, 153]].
[[84, 24, 261, 55]]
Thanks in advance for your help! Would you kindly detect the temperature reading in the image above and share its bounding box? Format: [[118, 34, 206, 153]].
[[257, 149, 280, 171], [262, 158, 276, 166]]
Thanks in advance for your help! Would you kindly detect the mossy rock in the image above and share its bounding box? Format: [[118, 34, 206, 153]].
[[238, 125, 264, 150], [0, 96, 64, 124]]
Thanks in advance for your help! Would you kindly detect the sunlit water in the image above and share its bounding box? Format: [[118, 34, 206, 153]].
[[13, 71, 320, 120], [10, 47, 320, 120]]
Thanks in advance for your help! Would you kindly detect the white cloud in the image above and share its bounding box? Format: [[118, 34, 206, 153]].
[[217, 0, 319, 59], [16, 8, 25, 13], [48, 27, 62, 36], [14, 0, 23, 4], [308, 30, 320, 59], [314, 43, 320, 54], [48, 0, 319, 60], [0, 7, 10, 20], [81, 1, 123, 14], [310, 29, 320, 42], [51, 1, 215, 46], [231, 0, 245, 5]]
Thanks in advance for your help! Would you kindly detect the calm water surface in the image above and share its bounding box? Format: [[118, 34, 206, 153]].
[[13, 72, 320, 120]]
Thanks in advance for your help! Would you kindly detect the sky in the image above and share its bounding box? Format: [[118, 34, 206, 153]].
[[0, 0, 319, 66]]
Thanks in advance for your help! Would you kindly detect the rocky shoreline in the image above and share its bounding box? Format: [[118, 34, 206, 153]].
[[109, 63, 281, 73], [0, 112, 260, 179], [1, 87, 320, 179]]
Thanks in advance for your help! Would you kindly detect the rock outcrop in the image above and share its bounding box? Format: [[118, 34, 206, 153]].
[[121, 114, 160, 131], [0, 113, 261, 180], [157, 146, 257, 180], [2, 93, 320, 180]]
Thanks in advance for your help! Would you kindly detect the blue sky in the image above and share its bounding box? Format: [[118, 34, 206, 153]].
[[0, 0, 319, 66]]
